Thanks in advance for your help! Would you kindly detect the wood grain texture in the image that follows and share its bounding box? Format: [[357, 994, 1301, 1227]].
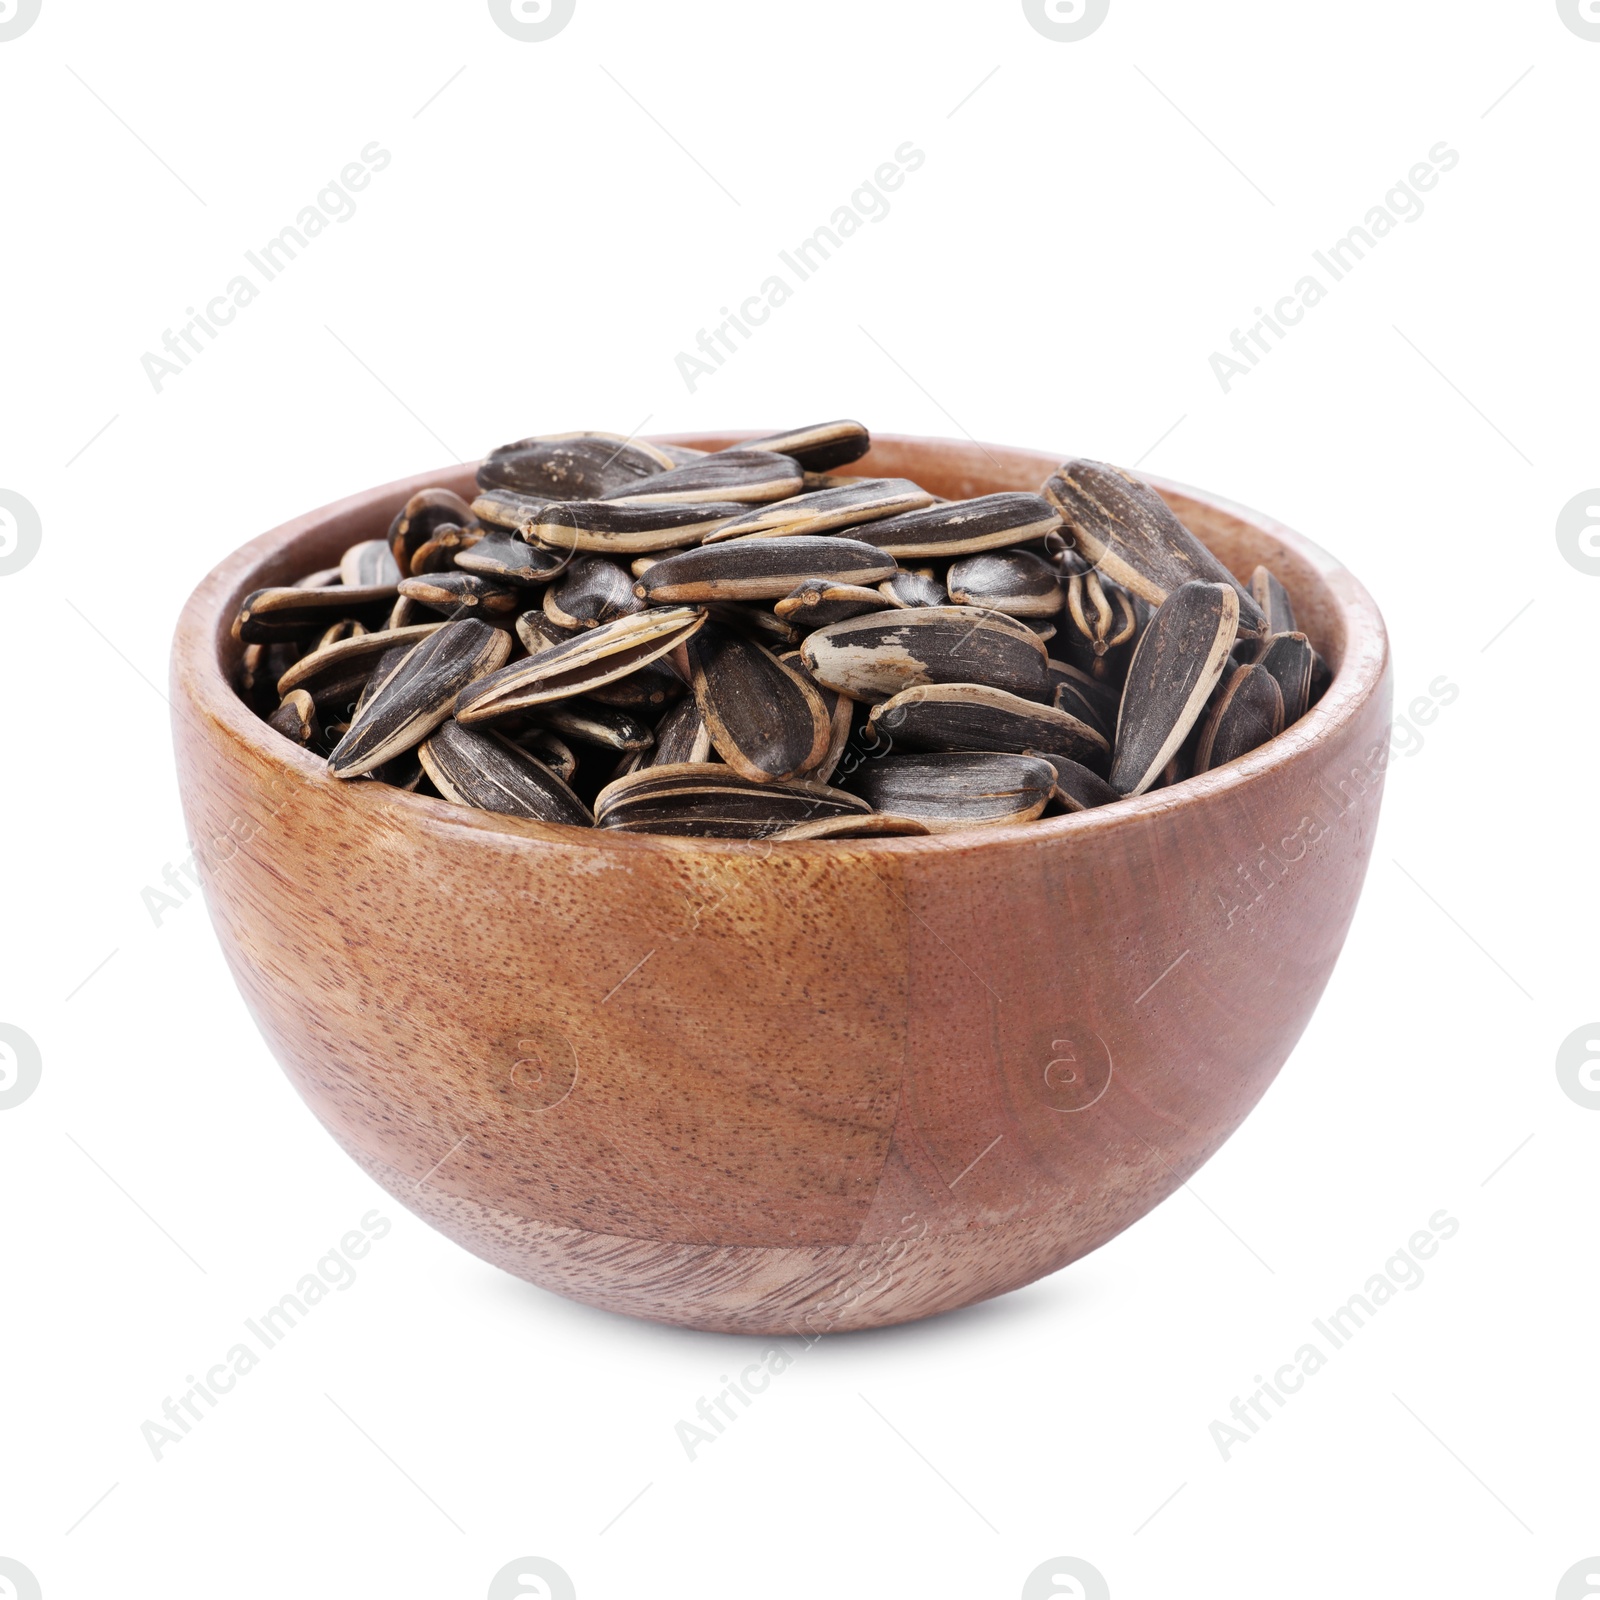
[[170, 433, 1392, 1334]]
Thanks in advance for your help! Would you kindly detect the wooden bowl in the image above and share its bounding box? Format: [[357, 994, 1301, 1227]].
[[171, 434, 1391, 1334]]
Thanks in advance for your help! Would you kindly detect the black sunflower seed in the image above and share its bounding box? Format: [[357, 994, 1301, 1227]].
[[418, 720, 594, 826], [398, 572, 522, 616], [774, 580, 890, 628], [1109, 581, 1240, 796], [636, 535, 897, 604], [845, 752, 1056, 833], [532, 701, 655, 753], [543, 555, 645, 629], [477, 433, 673, 499], [594, 763, 869, 838], [739, 419, 871, 472], [1253, 631, 1313, 724], [266, 689, 317, 746], [800, 606, 1052, 704], [340, 539, 402, 587], [455, 528, 568, 586], [878, 570, 946, 608], [866, 683, 1108, 768], [701, 478, 934, 542], [1043, 460, 1267, 637], [523, 499, 749, 554], [688, 623, 832, 782], [1250, 565, 1296, 634], [231, 583, 399, 645], [947, 549, 1063, 617], [600, 449, 803, 505], [328, 617, 514, 777], [455, 606, 707, 723], [1028, 753, 1120, 813], [1194, 662, 1285, 773], [854, 493, 1061, 558], [389, 488, 479, 574]]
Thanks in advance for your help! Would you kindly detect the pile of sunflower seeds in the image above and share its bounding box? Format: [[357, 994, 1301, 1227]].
[[233, 422, 1327, 838]]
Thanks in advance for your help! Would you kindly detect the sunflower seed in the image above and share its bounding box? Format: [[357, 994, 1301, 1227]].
[[514, 727, 578, 782], [774, 580, 891, 628], [779, 649, 853, 782], [947, 549, 1063, 617], [649, 695, 715, 767], [524, 499, 749, 554], [532, 701, 655, 753], [315, 617, 368, 652], [1043, 460, 1267, 637], [266, 689, 317, 745], [455, 528, 569, 586], [771, 813, 932, 840], [1253, 631, 1313, 724], [1029, 752, 1120, 812], [1109, 581, 1239, 796], [867, 683, 1108, 767], [296, 566, 344, 590], [878, 569, 946, 608], [801, 606, 1051, 704], [398, 572, 523, 616], [340, 539, 402, 587], [704, 602, 803, 648], [470, 486, 554, 532], [455, 606, 707, 723], [409, 523, 480, 576], [389, 488, 479, 574], [582, 655, 684, 710], [688, 623, 832, 782], [276, 624, 444, 706], [477, 433, 672, 499], [636, 536, 897, 604], [543, 555, 645, 629], [1194, 662, 1285, 773], [845, 752, 1056, 833], [700, 478, 934, 542], [855, 493, 1061, 558], [739, 419, 871, 472], [328, 618, 513, 777], [418, 720, 594, 825], [601, 449, 803, 505], [232, 582, 398, 644], [387, 594, 424, 629], [594, 763, 868, 837], [1250, 565, 1296, 634]]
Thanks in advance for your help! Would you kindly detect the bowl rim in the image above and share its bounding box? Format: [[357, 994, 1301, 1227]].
[[171, 431, 1391, 857]]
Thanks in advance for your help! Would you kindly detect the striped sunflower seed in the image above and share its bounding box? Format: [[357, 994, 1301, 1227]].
[[389, 489, 479, 575], [636, 536, 897, 604], [1194, 662, 1285, 773], [276, 625, 443, 708], [232, 582, 398, 645], [417, 720, 593, 826], [1109, 580, 1239, 796], [296, 566, 343, 589], [947, 550, 1063, 617], [649, 695, 715, 767], [1253, 631, 1313, 724], [600, 449, 803, 505], [1028, 753, 1120, 813], [524, 499, 749, 554], [878, 569, 946, 608], [477, 433, 673, 499], [800, 606, 1051, 704], [455, 528, 569, 586], [704, 602, 803, 648], [340, 539, 402, 587], [1048, 662, 1121, 736], [739, 419, 870, 472], [582, 655, 684, 710], [700, 478, 934, 542], [779, 650, 853, 783], [1250, 564, 1296, 635], [845, 752, 1056, 833], [514, 727, 578, 783], [855, 493, 1061, 558], [455, 606, 707, 723], [543, 555, 645, 629], [1062, 569, 1140, 677], [328, 617, 514, 778], [867, 683, 1108, 768], [398, 572, 522, 616], [409, 523, 482, 577], [594, 763, 868, 838], [688, 623, 832, 782], [532, 701, 655, 753], [470, 486, 553, 532], [266, 689, 317, 746], [1043, 460, 1267, 637], [774, 580, 891, 628]]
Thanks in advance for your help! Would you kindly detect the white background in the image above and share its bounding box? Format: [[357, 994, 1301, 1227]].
[[1, 2, 1593, 1597]]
